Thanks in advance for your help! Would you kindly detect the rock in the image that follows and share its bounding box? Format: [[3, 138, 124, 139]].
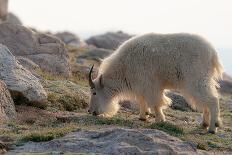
[[223, 73, 232, 82], [166, 91, 194, 112], [55, 31, 87, 47], [0, 23, 71, 76], [8, 128, 209, 154], [77, 47, 113, 64], [220, 80, 232, 94], [219, 73, 232, 94], [86, 31, 132, 50], [16, 56, 40, 73], [120, 100, 139, 112], [0, 44, 47, 104], [5, 12, 22, 25], [0, 80, 16, 121]]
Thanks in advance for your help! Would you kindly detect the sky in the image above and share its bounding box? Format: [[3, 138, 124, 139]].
[[9, 0, 232, 74]]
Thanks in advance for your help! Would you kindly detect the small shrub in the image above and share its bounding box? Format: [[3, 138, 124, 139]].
[[47, 93, 88, 111], [147, 122, 184, 136], [21, 126, 78, 142], [58, 95, 87, 111], [22, 131, 64, 142]]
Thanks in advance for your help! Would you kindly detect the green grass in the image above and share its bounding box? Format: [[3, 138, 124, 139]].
[[47, 92, 87, 111], [20, 126, 79, 142], [147, 122, 184, 137], [22, 132, 63, 142], [94, 116, 134, 127]]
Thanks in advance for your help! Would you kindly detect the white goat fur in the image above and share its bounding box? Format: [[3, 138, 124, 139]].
[[89, 33, 223, 133]]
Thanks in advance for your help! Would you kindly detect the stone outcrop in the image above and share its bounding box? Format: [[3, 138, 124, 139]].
[[86, 31, 132, 50], [5, 12, 22, 25], [166, 91, 194, 112], [8, 128, 209, 154], [0, 23, 70, 76], [55, 31, 87, 48], [77, 47, 113, 64], [0, 80, 16, 121], [0, 44, 47, 104]]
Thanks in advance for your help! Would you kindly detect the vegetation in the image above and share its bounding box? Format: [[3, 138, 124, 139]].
[[147, 122, 184, 136], [94, 116, 134, 127], [21, 127, 77, 142]]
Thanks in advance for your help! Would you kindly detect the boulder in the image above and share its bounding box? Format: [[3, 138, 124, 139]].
[[8, 128, 209, 154], [55, 31, 87, 47], [0, 23, 70, 76], [166, 91, 194, 112], [77, 47, 113, 64], [0, 44, 47, 104], [120, 100, 139, 112], [16, 56, 40, 73], [5, 12, 22, 25], [220, 80, 232, 94], [86, 31, 132, 50], [219, 73, 232, 94], [0, 80, 16, 121]]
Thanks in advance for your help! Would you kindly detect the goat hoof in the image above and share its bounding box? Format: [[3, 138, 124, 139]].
[[208, 130, 216, 134]]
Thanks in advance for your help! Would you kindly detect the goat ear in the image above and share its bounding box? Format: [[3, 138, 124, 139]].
[[99, 75, 104, 88]]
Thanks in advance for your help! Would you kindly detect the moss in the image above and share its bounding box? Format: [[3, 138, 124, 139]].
[[147, 122, 184, 137]]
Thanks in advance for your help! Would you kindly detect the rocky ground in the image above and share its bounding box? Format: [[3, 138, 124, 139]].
[[0, 6, 232, 155]]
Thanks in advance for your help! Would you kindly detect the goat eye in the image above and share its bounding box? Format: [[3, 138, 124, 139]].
[[93, 92, 96, 95]]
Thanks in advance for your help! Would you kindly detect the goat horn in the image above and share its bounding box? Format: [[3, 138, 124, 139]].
[[88, 65, 95, 88]]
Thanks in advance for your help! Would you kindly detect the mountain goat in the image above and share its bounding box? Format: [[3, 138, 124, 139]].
[[88, 33, 223, 133]]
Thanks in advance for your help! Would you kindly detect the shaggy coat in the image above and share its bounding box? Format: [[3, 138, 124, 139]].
[[88, 33, 223, 133]]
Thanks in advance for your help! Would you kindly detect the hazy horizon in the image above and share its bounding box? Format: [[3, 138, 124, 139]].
[[8, 0, 232, 75]]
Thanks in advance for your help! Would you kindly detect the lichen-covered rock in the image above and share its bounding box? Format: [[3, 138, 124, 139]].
[[86, 31, 132, 50], [166, 91, 194, 112], [219, 73, 232, 94], [16, 56, 40, 72], [0, 23, 70, 76], [77, 47, 113, 63], [55, 31, 87, 47], [5, 12, 22, 25], [0, 80, 16, 122], [8, 128, 209, 154], [0, 44, 47, 104]]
